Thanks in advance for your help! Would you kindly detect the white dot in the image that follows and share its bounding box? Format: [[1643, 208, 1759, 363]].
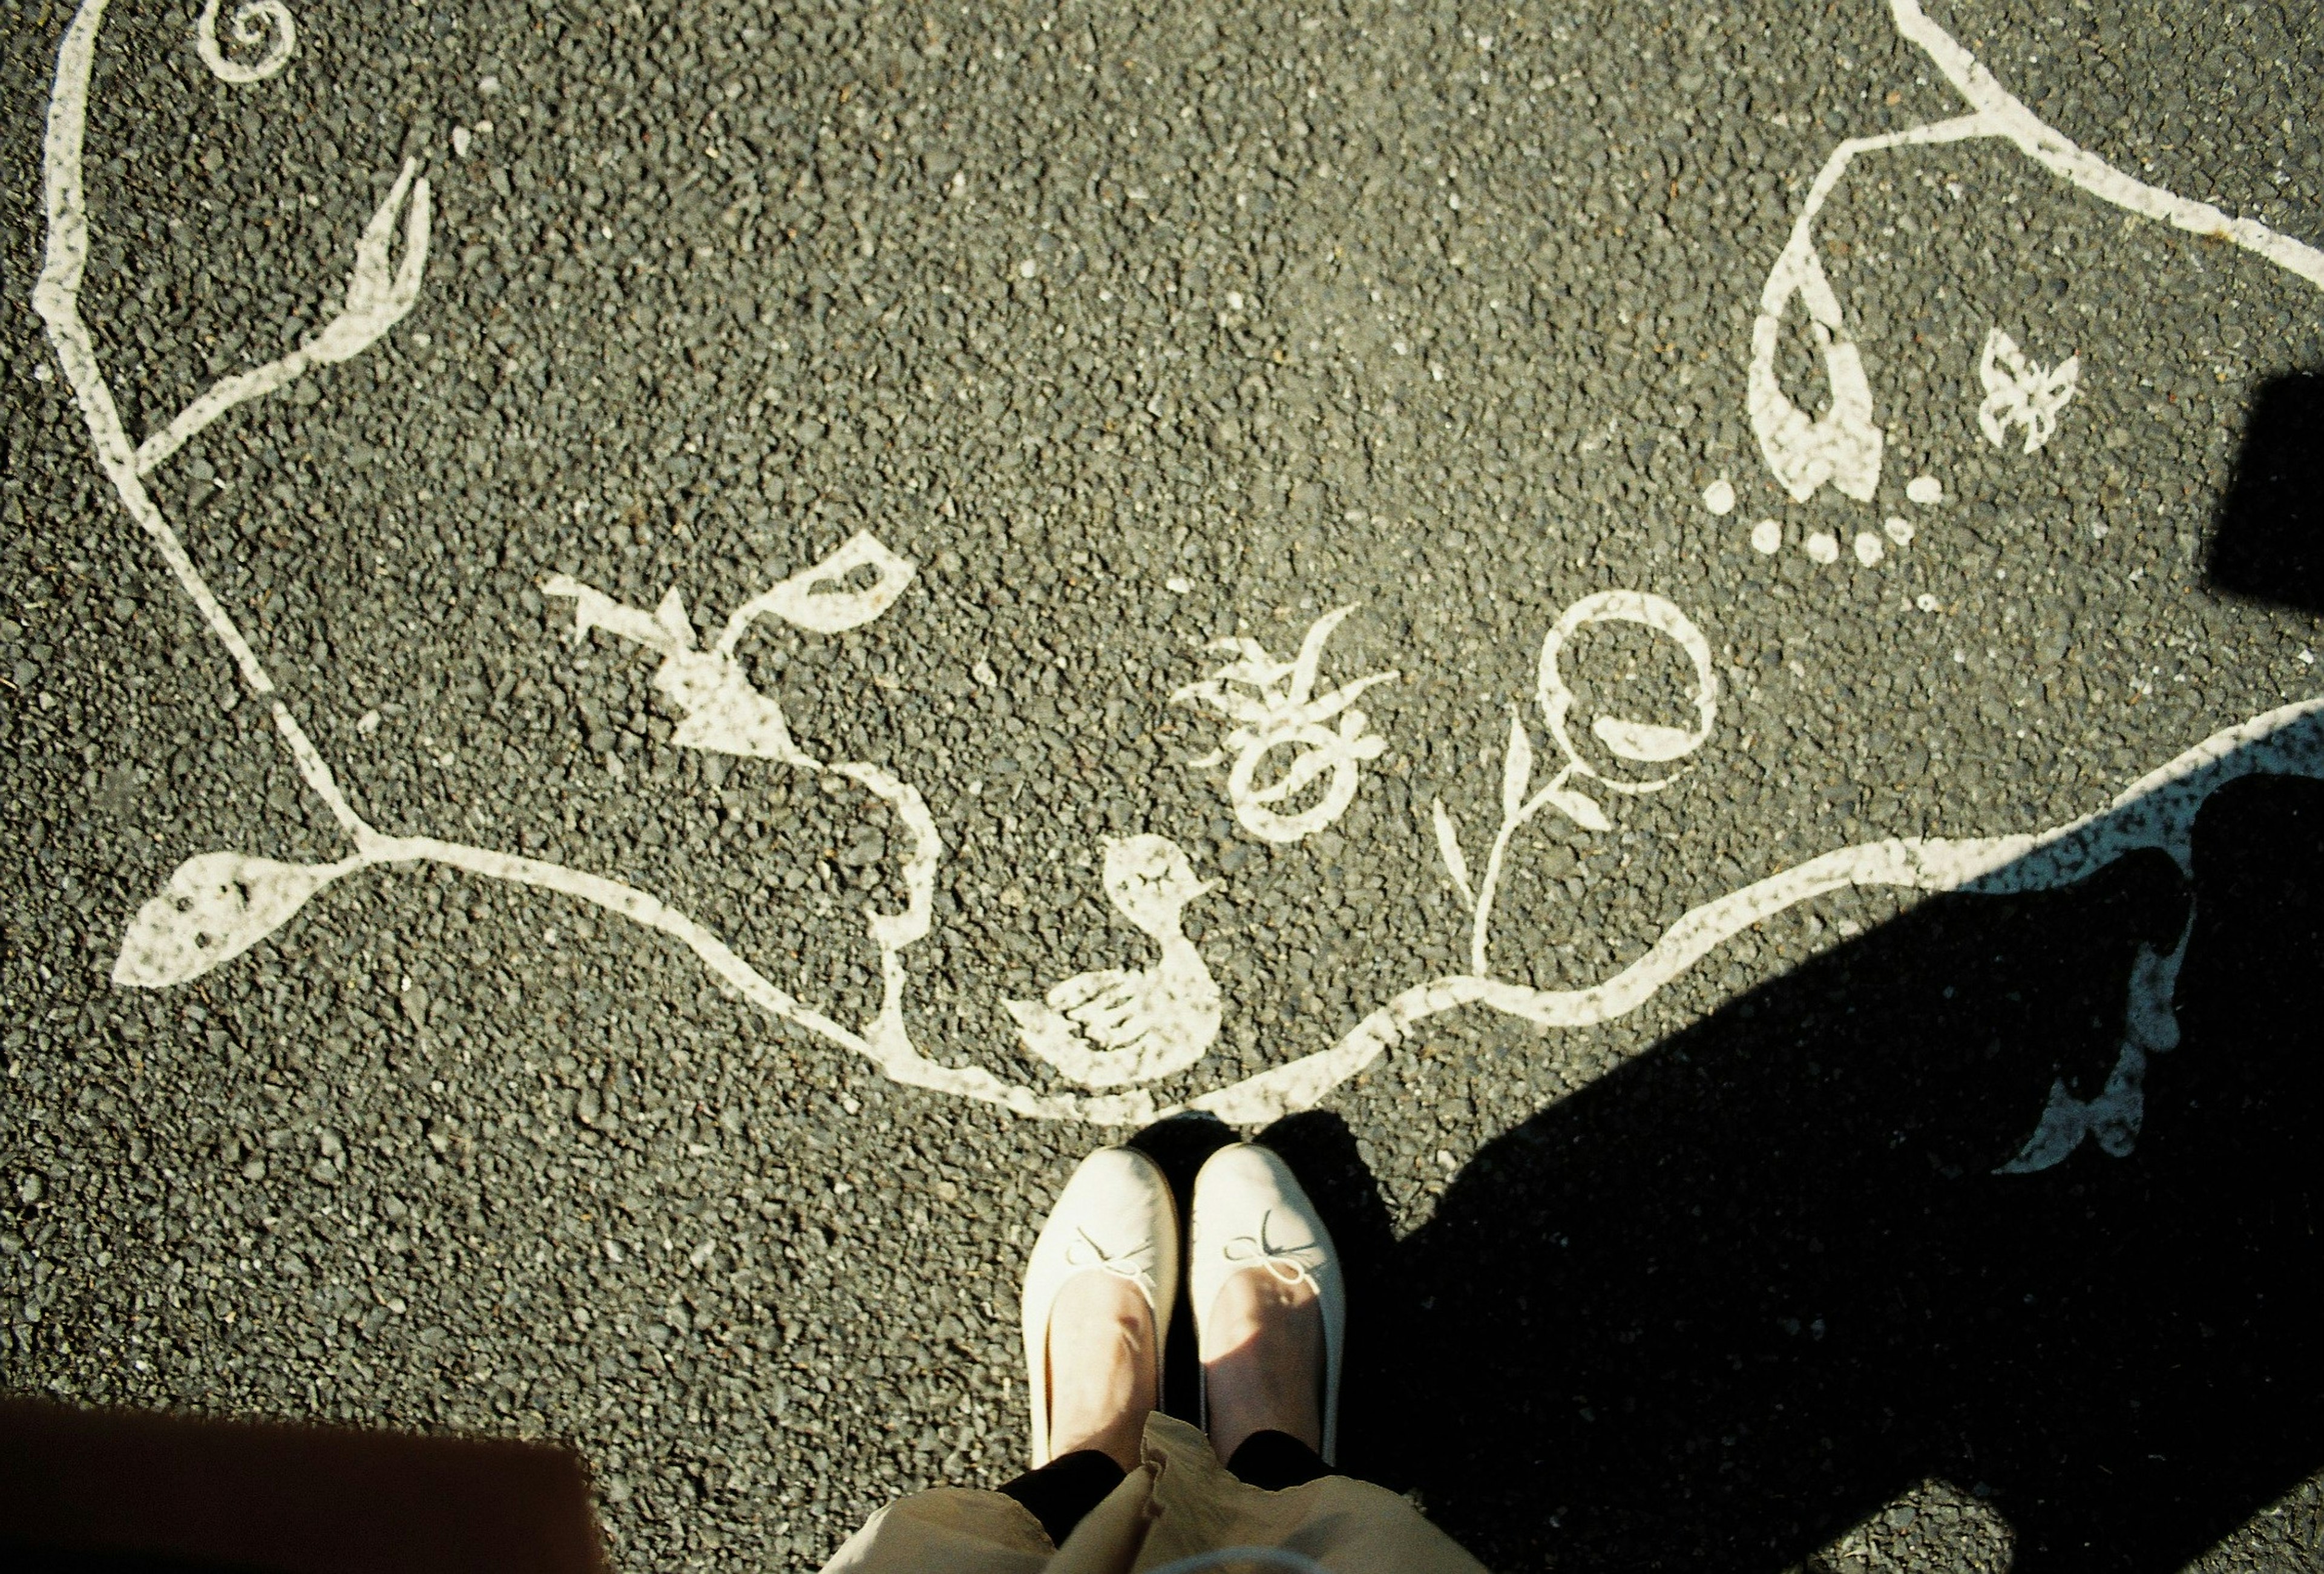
[[1226, 290, 1244, 311], [1805, 531, 1840, 565], [1750, 519, 1782, 554], [1165, 576, 1192, 594], [1702, 478, 1737, 516], [1854, 531, 1883, 566], [1916, 594, 1940, 612], [1017, 258, 1037, 278], [1883, 517, 1915, 546], [1906, 475, 1943, 505]]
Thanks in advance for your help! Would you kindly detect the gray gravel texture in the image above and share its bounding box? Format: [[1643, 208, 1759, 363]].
[[2, 0, 2322, 1569]]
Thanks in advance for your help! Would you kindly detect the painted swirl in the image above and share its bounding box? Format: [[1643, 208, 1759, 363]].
[[195, 0, 295, 85]]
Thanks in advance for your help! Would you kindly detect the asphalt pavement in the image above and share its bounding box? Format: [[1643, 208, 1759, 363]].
[[3, 0, 2322, 1568]]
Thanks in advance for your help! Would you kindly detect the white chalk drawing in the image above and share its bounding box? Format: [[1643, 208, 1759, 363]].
[[1204, 697, 2324, 1175], [39, 0, 1149, 1130], [1977, 329, 2081, 454], [38, 0, 2324, 1166], [1173, 606, 1397, 845], [1005, 835, 1223, 1089], [542, 534, 915, 767], [540, 550, 938, 972], [1433, 592, 1719, 976], [194, 0, 294, 85], [1748, 0, 2324, 504]]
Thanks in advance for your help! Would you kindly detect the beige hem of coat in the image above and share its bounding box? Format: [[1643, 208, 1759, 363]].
[[818, 1412, 1488, 1574]]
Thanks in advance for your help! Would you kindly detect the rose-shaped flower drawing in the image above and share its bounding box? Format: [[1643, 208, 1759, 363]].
[[1435, 591, 1719, 975]]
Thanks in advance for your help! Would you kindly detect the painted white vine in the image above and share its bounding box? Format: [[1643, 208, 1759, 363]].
[[40, 0, 1153, 1128], [38, 0, 2324, 1169], [1434, 592, 1719, 977], [1747, 0, 2323, 508]]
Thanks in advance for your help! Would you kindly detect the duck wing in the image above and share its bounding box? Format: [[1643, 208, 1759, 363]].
[[1047, 967, 1149, 1049], [1005, 990, 1131, 1089]]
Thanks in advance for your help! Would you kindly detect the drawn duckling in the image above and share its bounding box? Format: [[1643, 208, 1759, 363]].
[[1005, 835, 1223, 1089]]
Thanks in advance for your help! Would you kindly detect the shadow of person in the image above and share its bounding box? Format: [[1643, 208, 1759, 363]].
[[2205, 370, 2324, 616], [1253, 765, 2323, 1572]]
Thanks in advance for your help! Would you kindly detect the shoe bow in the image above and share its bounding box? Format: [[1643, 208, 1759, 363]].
[[1222, 1208, 1324, 1288]]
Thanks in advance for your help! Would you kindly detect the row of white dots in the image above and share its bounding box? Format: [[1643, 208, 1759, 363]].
[[1705, 474, 1945, 568], [1755, 517, 1916, 563]]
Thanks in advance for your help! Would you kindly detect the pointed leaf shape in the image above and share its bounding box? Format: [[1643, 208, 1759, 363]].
[[1431, 799, 1474, 908], [114, 852, 348, 988], [1747, 243, 1883, 502], [1544, 786, 1612, 833], [309, 160, 432, 366], [1501, 713, 1534, 824], [1592, 716, 1703, 764], [718, 532, 915, 646], [652, 586, 697, 649]]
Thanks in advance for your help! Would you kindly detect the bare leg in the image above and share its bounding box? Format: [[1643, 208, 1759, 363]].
[[1201, 1268, 1324, 1464], [1044, 1270, 1157, 1471]]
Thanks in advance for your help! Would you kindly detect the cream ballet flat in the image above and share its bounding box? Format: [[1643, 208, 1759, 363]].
[[1019, 1146, 1180, 1468], [1189, 1141, 1345, 1464]]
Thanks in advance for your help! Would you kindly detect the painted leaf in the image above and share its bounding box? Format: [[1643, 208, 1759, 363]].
[[308, 160, 432, 366], [1431, 799, 1474, 907], [1544, 787, 1612, 833], [113, 852, 346, 988], [1747, 244, 1883, 502], [1593, 716, 1702, 764], [720, 532, 915, 644], [1501, 713, 1534, 823]]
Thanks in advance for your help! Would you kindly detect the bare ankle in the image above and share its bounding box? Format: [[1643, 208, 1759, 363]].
[[1201, 1268, 1323, 1463], [1046, 1271, 1156, 1471]]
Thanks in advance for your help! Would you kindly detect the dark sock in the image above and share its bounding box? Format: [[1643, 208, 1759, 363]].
[[1225, 1429, 1332, 1490], [997, 1448, 1128, 1546]]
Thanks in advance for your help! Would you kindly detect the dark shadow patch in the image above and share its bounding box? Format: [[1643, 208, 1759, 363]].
[[2206, 370, 2324, 616], [1256, 769, 2324, 1572]]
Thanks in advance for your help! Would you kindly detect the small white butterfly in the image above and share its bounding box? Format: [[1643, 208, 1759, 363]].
[[1977, 328, 2082, 454]]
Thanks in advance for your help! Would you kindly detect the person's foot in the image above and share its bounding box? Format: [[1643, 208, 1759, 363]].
[[1200, 1265, 1324, 1463], [1045, 1268, 1160, 1470], [1019, 1147, 1178, 1469], [1187, 1143, 1345, 1466]]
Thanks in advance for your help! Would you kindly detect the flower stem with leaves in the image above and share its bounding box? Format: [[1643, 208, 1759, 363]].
[[1433, 709, 1611, 978]]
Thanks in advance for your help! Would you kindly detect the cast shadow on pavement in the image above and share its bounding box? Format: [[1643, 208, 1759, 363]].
[[1126, 385, 2324, 1571], [1158, 753, 2323, 1573], [2205, 370, 2324, 617]]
